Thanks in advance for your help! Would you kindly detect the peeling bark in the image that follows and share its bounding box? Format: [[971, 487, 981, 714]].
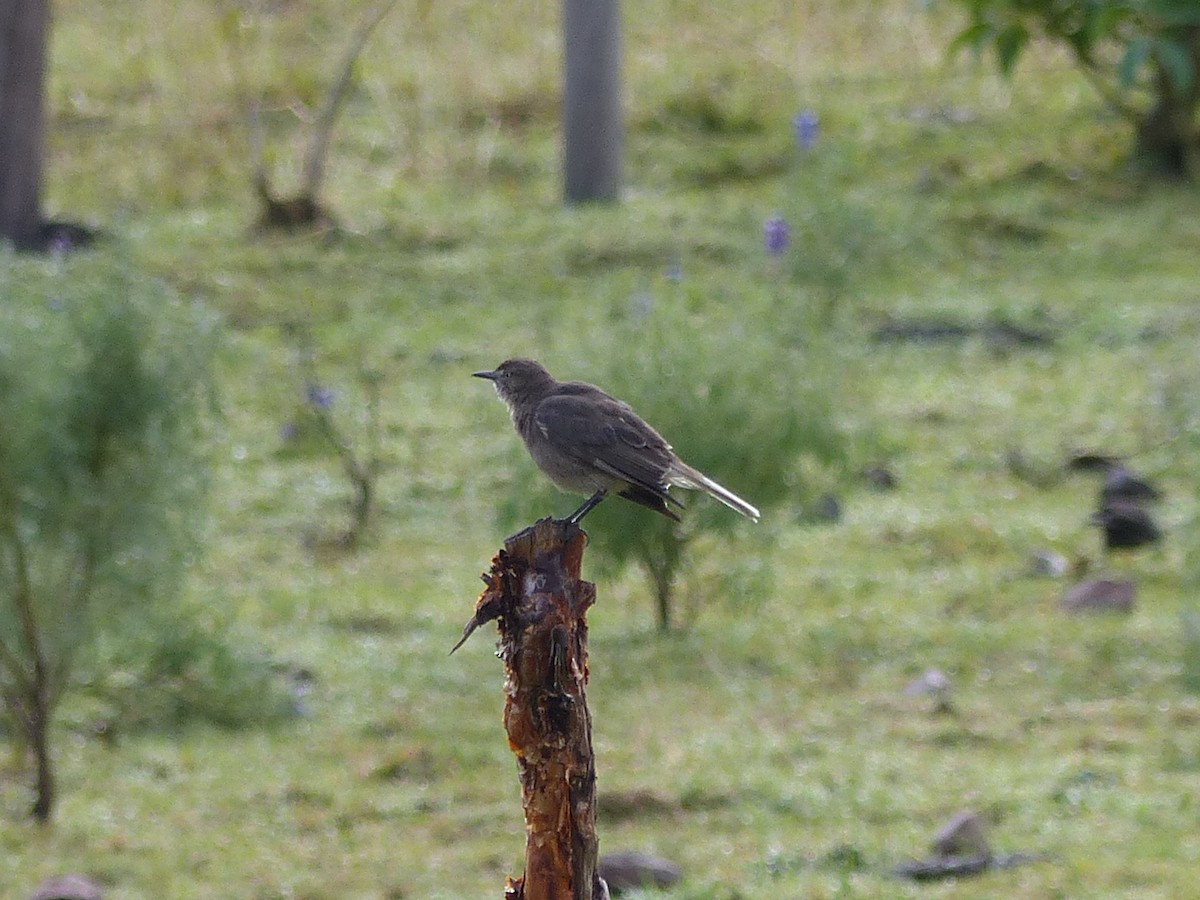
[[458, 518, 607, 900]]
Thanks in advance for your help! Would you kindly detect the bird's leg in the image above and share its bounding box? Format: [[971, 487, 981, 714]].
[[565, 489, 608, 525]]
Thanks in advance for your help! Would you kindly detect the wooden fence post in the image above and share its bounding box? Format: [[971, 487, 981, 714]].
[[562, 0, 622, 203]]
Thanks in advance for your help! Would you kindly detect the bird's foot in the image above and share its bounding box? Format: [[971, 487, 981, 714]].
[[565, 489, 608, 526]]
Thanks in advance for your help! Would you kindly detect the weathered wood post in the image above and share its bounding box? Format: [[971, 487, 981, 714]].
[[562, 0, 622, 203], [454, 518, 607, 899]]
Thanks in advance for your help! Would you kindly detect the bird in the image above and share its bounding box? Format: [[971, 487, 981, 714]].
[[473, 358, 760, 525], [1090, 500, 1162, 552]]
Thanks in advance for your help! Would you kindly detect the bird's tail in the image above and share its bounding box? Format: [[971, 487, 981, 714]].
[[668, 461, 760, 522]]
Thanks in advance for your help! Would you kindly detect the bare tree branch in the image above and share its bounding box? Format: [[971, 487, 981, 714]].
[[300, 0, 401, 198]]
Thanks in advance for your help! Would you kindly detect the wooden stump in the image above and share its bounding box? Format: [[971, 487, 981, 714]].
[[455, 518, 606, 900]]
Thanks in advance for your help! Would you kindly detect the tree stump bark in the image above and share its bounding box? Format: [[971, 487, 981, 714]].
[[455, 518, 607, 900]]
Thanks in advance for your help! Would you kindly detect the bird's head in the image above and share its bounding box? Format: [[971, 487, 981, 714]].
[[473, 358, 557, 407]]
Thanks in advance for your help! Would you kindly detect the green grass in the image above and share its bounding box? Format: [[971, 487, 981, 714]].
[[4, 0, 1200, 896]]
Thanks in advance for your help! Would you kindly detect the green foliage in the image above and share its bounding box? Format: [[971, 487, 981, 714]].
[[0, 256, 214, 658], [947, 0, 1200, 87], [0, 267, 305, 743], [777, 139, 916, 319], [87, 605, 293, 731], [943, 0, 1200, 174], [0, 255, 222, 816], [499, 292, 856, 629]]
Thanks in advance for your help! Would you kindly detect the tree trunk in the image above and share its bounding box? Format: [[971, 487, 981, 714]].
[[0, 0, 50, 250], [1133, 32, 1200, 179], [28, 692, 54, 823], [1134, 94, 1193, 177], [562, 0, 622, 203], [650, 564, 673, 632], [457, 518, 607, 899], [8, 688, 55, 823]]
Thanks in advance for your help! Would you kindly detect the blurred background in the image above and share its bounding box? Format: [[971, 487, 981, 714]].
[[2, 0, 1199, 896]]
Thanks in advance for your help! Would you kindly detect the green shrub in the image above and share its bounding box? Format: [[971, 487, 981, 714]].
[[85, 606, 293, 732], [0, 255, 219, 820], [943, 0, 1200, 176]]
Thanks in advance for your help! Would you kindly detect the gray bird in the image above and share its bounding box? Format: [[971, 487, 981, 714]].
[[473, 358, 760, 524]]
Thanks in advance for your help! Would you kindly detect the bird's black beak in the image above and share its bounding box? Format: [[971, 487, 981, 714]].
[[472, 369, 498, 381]]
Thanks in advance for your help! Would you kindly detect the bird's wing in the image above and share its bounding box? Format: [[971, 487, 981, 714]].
[[533, 391, 676, 497]]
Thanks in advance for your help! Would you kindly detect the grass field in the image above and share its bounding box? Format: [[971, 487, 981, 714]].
[[4, 0, 1200, 897]]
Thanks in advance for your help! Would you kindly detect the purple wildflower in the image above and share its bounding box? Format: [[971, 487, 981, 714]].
[[305, 383, 335, 410], [48, 233, 73, 257], [763, 216, 791, 256], [793, 111, 819, 150]]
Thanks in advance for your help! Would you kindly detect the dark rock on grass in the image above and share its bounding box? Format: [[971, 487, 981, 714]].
[[29, 874, 104, 900], [893, 852, 994, 881], [599, 850, 681, 895], [932, 810, 989, 857], [1068, 454, 1162, 506], [1028, 549, 1069, 578], [1067, 451, 1125, 472], [902, 668, 954, 714], [892, 809, 1048, 882], [812, 492, 842, 523], [860, 463, 898, 491], [894, 851, 1047, 881], [871, 315, 1054, 349], [1100, 464, 1162, 506], [1062, 578, 1135, 614], [892, 809, 992, 881], [10, 221, 101, 255], [903, 668, 951, 698], [1090, 501, 1162, 552]]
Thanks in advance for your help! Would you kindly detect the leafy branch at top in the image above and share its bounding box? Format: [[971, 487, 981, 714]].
[[943, 0, 1200, 177]]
